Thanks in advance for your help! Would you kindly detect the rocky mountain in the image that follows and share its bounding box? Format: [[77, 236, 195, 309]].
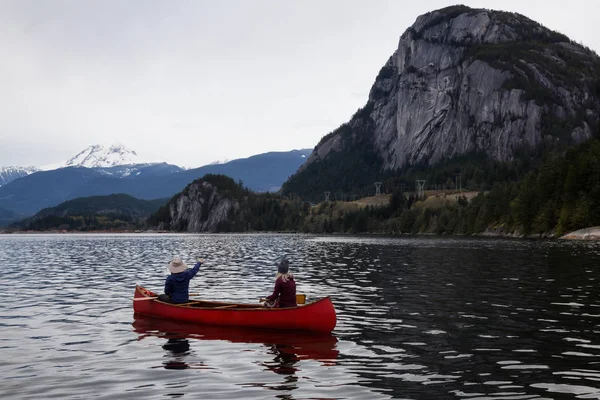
[[0, 166, 39, 187], [151, 175, 241, 232], [148, 174, 308, 233], [283, 5, 600, 200]]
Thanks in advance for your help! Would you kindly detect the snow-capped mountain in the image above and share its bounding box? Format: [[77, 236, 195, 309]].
[[0, 166, 39, 187], [41, 143, 148, 170], [1, 144, 162, 185]]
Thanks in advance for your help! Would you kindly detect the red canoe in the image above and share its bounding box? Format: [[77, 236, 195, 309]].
[[133, 285, 337, 333]]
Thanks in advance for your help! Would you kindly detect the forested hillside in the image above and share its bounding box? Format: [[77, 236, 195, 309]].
[[11, 194, 167, 231]]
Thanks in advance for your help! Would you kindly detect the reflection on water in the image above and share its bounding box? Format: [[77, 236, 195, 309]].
[[133, 315, 339, 373], [2, 233, 600, 399], [162, 338, 191, 370]]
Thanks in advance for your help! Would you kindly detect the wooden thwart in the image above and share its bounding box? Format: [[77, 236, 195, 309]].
[[213, 304, 238, 309]]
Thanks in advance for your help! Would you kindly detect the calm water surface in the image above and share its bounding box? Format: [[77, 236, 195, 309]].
[[2, 233, 600, 399]]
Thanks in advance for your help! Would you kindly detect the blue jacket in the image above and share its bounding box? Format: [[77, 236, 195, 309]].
[[164, 262, 202, 303]]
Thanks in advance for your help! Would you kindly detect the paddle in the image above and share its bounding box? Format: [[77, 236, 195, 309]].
[[134, 293, 201, 301]]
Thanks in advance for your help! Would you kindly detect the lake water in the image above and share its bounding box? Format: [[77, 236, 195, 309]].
[[2, 233, 600, 399]]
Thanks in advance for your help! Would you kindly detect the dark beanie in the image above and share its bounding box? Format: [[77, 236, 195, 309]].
[[277, 259, 290, 274]]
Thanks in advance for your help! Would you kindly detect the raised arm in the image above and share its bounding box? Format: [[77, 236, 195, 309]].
[[183, 259, 203, 280]]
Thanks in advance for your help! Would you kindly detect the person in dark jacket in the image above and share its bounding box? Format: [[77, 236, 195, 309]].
[[264, 258, 297, 308], [158, 257, 203, 303]]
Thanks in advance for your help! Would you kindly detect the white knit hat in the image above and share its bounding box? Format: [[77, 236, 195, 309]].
[[168, 257, 187, 274]]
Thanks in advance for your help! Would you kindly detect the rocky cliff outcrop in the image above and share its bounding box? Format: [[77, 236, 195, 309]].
[[148, 175, 310, 233], [155, 178, 241, 232], [299, 5, 600, 172]]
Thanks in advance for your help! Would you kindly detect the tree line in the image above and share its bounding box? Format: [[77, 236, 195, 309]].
[[11, 137, 600, 236]]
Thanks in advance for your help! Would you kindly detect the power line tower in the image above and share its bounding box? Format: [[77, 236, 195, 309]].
[[324, 191, 331, 202], [416, 180, 426, 199], [455, 173, 462, 192], [374, 182, 382, 196]]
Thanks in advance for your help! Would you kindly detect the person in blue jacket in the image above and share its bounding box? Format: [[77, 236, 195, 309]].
[[158, 257, 203, 303]]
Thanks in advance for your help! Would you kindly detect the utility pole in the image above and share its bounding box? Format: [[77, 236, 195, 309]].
[[455, 173, 462, 192], [324, 191, 331, 202]]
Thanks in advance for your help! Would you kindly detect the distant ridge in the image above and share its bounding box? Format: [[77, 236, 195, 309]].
[[11, 193, 168, 231], [0, 148, 312, 217]]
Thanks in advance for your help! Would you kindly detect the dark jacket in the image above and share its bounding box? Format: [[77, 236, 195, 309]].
[[164, 262, 202, 303], [266, 275, 297, 308]]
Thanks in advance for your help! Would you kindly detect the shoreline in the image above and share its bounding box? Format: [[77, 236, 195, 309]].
[[2, 228, 599, 240]]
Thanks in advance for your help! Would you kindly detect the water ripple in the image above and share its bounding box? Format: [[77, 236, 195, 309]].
[[2, 233, 600, 398]]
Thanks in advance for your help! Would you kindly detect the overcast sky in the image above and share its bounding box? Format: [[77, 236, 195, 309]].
[[1, 0, 598, 168]]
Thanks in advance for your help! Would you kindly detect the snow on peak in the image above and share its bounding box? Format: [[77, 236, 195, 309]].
[[0, 166, 39, 187], [0, 166, 38, 174], [209, 158, 230, 165], [63, 143, 141, 168]]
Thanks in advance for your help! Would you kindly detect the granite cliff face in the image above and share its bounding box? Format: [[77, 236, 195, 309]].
[[155, 179, 240, 232], [148, 175, 306, 233], [300, 6, 600, 172]]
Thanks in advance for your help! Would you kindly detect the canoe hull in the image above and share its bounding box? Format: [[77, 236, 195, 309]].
[[133, 285, 337, 333]]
